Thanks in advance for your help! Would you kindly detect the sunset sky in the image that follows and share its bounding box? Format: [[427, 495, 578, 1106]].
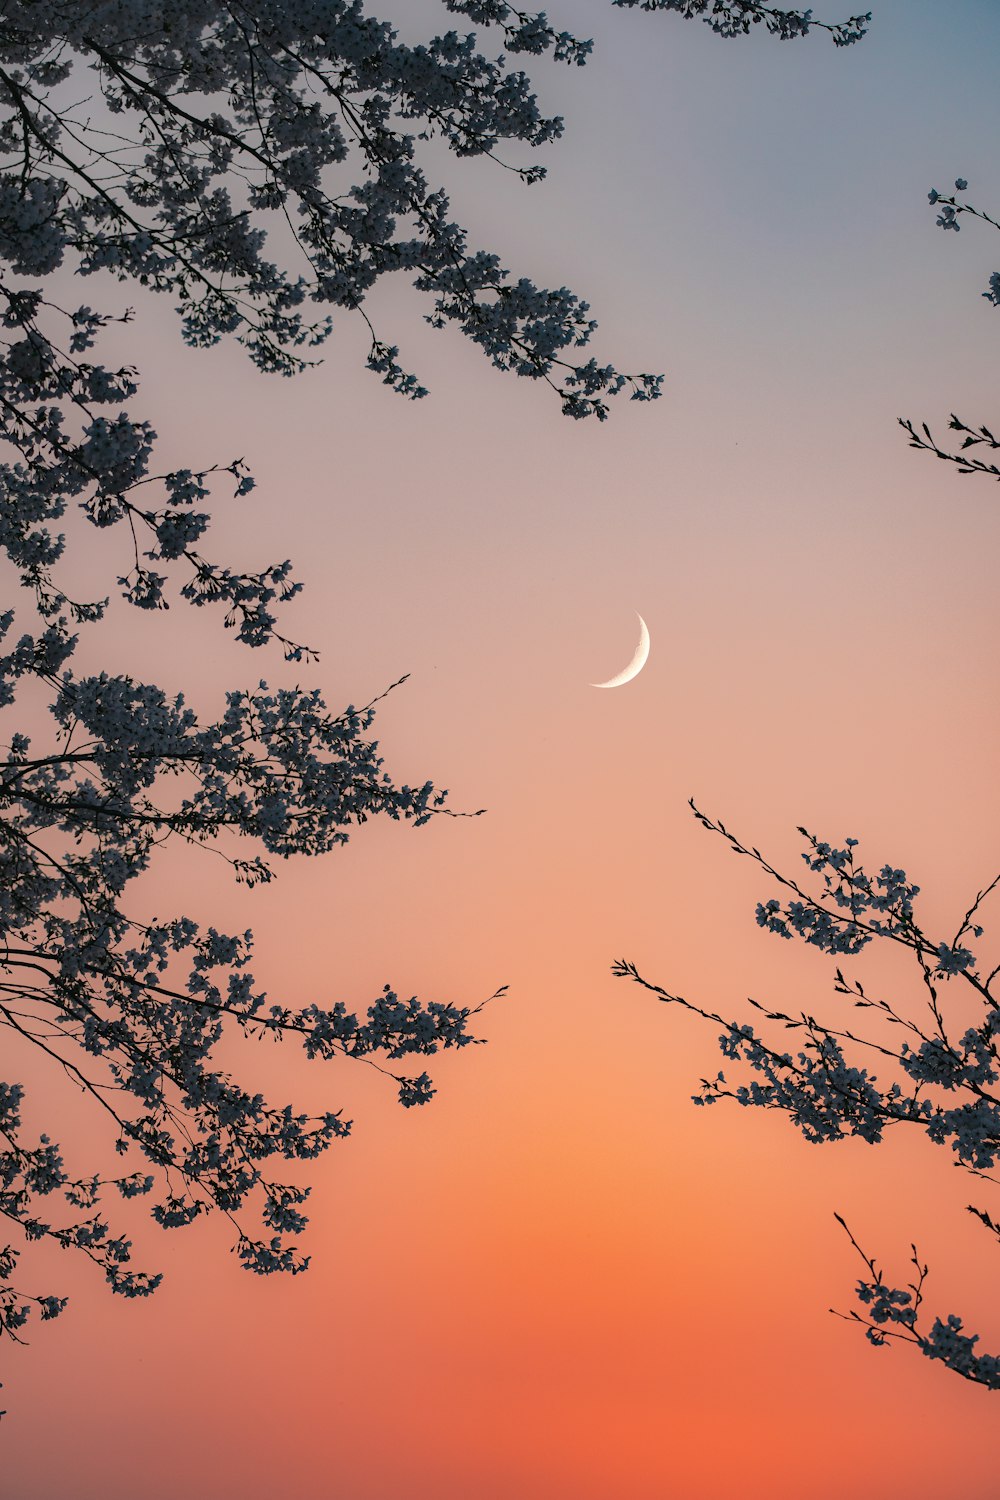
[[7, 2, 1000, 1495]]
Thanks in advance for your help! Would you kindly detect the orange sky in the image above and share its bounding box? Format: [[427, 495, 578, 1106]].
[[5, 2, 1000, 1495]]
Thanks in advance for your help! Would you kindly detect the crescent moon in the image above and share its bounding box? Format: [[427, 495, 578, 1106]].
[[590, 612, 650, 689]]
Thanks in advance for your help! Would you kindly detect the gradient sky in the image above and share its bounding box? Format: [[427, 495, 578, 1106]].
[[6, 2, 1000, 1495]]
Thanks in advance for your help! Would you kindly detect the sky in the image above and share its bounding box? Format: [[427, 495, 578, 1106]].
[[6, 1, 1000, 1495]]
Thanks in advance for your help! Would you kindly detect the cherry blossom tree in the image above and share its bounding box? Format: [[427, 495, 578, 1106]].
[[616, 802, 1000, 1390], [0, 0, 868, 1410]]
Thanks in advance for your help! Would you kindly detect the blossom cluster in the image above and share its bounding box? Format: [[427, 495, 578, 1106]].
[[846, 1237, 1000, 1391], [615, 802, 1000, 1392], [611, 1, 869, 47], [0, 634, 492, 1344]]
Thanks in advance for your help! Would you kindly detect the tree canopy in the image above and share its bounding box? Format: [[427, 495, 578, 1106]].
[[0, 1, 868, 418], [0, 0, 869, 1411]]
